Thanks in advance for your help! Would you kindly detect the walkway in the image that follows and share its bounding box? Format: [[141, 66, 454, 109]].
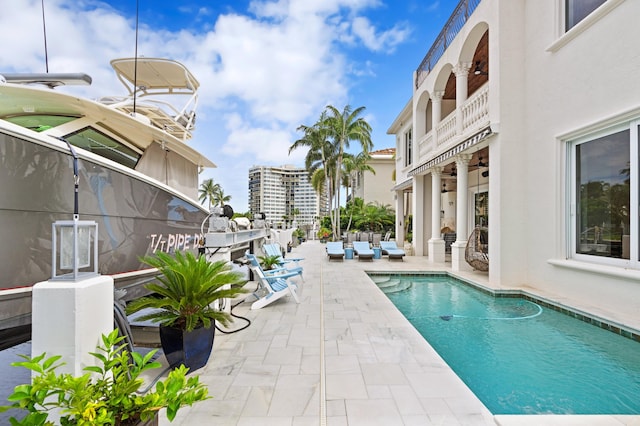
[[163, 240, 637, 426]]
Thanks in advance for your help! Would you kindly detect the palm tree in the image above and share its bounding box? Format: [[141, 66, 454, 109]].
[[344, 196, 365, 232], [290, 112, 338, 234], [198, 178, 221, 210], [323, 105, 373, 238], [343, 151, 375, 205], [213, 187, 231, 206]]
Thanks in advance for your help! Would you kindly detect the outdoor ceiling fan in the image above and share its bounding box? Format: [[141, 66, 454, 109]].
[[472, 156, 488, 168]]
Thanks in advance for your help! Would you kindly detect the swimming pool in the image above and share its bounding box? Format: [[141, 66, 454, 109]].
[[368, 273, 640, 415]]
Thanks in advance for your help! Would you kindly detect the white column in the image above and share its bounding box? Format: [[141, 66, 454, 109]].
[[431, 91, 444, 147], [413, 174, 425, 256], [452, 154, 473, 271], [454, 63, 471, 135], [428, 167, 445, 263], [395, 190, 405, 244]]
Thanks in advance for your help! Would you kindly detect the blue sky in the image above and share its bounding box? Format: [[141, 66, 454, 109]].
[[0, 0, 458, 211]]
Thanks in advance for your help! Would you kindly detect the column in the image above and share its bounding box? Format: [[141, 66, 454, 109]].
[[428, 167, 445, 263], [451, 154, 473, 271], [454, 62, 471, 135], [431, 91, 444, 147], [413, 174, 425, 256], [395, 190, 405, 244]]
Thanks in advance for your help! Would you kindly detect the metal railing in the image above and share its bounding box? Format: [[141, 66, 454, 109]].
[[415, 0, 482, 89]]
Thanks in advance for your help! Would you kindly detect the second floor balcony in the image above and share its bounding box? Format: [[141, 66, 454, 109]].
[[417, 82, 489, 160]]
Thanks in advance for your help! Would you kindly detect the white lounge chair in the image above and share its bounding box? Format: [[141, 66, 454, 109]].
[[326, 241, 345, 261], [353, 241, 374, 261], [263, 243, 304, 266], [379, 241, 406, 261], [245, 253, 300, 309], [247, 266, 300, 310]]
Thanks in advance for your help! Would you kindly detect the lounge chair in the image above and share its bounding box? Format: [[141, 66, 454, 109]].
[[245, 254, 301, 309], [380, 241, 406, 261], [263, 243, 304, 266], [326, 241, 345, 261], [353, 241, 374, 261]]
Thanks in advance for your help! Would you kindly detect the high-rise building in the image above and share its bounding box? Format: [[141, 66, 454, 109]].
[[248, 164, 328, 226]]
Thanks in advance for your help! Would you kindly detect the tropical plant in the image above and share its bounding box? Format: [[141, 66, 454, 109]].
[[291, 112, 336, 234], [342, 151, 375, 206], [126, 251, 247, 332], [317, 227, 331, 241], [198, 178, 221, 210], [0, 329, 209, 426], [213, 186, 231, 207], [257, 254, 282, 270], [291, 105, 372, 241], [323, 105, 373, 238]]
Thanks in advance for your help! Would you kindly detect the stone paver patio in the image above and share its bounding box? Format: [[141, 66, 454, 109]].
[[161, 240, 639, 426]]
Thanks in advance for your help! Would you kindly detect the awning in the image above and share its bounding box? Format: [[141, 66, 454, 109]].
[[408, 126, 492, 177], [392, 178, 413, 191]]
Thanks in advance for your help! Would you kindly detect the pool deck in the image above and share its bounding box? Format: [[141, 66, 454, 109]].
[[163, 240, 640, 426]]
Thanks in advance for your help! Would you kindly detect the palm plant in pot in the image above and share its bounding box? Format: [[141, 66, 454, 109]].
[[126, 251, 246, 371], [257, 254, 283, 271], [0, 329, 208, 426]]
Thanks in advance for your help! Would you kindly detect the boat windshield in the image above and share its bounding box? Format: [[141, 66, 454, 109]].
[[5, 114, 77, 132], [65, 127, 140, 169]]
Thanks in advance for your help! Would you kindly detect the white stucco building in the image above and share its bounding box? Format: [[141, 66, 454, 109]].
[[387, 0, 640, 325], [351, 148, 396, 209]]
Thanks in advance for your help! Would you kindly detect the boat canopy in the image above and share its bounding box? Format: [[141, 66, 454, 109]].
[[104, 58, 200, 141], [110, 57, 199, 97]]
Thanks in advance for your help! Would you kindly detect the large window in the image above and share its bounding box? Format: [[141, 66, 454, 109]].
[[65, 127, 140, 169], [565, 0, 606, 30], [570, 122, 638, 266], [404, 129, 412, 167]]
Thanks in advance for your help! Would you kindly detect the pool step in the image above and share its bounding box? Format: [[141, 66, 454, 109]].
[[375, 278, 412, 294]]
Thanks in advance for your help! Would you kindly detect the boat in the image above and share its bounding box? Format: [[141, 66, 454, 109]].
[[0, 57, 215, 349]]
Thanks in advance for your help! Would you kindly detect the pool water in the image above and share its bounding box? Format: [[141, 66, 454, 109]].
[[370, 274, 640, 414]]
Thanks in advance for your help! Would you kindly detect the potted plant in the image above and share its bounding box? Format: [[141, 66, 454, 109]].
[[317, 227, 331, 243], [293, 228, 306, 244], [257, 254, 282, 270], [126, 251, 246, 371], [0, 329, 209, 426]]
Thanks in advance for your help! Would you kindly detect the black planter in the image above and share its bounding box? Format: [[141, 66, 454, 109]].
[[159, 324, 215, 372]]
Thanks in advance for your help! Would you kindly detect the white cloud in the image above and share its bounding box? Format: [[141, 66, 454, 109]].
[[0, 0, 409, 209], [351, 16, 411, 52]]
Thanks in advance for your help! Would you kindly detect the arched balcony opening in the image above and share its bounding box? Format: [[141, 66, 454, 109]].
[[468, 30, 489, 97]]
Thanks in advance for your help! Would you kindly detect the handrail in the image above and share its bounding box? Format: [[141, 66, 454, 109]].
[[415, 0, 482, 89]]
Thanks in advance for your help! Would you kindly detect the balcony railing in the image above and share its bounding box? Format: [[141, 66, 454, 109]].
[[415, 0, 482, 89], [461, 85, 489, 130], [417, 83, 489, 161]]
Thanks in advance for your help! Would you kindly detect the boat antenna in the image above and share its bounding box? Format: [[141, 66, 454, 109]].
[[132, 0, 140, 114], [41, 0, 49, 73]]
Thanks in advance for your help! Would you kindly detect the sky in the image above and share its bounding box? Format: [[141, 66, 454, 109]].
[[0, 0, 459, 211]]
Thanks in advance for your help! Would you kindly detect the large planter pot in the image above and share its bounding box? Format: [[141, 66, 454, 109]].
[[159, 324, 215, 372]]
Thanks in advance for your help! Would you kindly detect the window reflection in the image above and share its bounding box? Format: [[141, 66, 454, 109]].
[[575, 129, 630, 259]]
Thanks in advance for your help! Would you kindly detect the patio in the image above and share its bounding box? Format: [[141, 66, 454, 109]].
[[163, 240, 637, 425]]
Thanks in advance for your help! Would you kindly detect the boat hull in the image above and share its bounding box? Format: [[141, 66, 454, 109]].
[[0, 130, 208, 345]]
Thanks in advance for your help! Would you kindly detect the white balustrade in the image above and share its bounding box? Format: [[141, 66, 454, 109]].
[[415, 85, 490, 164], [462, 85, 489, 130]]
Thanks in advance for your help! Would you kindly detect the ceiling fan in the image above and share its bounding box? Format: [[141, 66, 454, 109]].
[[472, 156, 488, 168]]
